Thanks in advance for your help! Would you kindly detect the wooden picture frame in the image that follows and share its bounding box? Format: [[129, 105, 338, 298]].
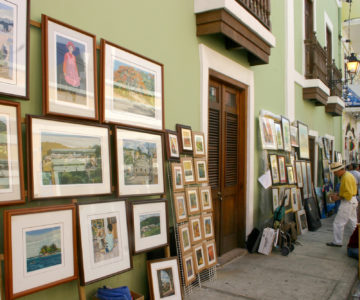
[[280, 116, 291, 152], [0, 101, 24, 205], [202, 213, 214, 240], [272, 188, 279, 212], [131, 199, 168, 254], [204, 239, 217, 268], [173, 192, 188, 223], [274, 123, 284, 150], [189, 216, 203, 244], [0, 0, 29, 99], [171, 163, 184, 191], [192, 131, 206, 157], [301, 161, 309, 199], [193, 243, 207, 273], [306, 162, 313, 198], [296, 209, 308, 235], [77, 200, 132, 285], [178, 224, 191, 254], [199, 186, 213, 212], [287, 166, 296, 185], [194, 158, 208, 183], [278, 155, 287, 184], [295, 161, 303, 188], [181, 157, 195, 185], [165, 130, 180, 161], [176, 124, 193, 154], [27, 115, 112, 200], [4, 204, 78, 299], [284, 188, 292, 212], [115, 126, 165, 197], [42, 15, 98, 120], [269, 154, 280, 185], [259, 116, 277, 150], [182, 253, 196, 286], [101, 39, 164, 131], [185, 187, 200, 216], [291, 187, 298, 212], [296, 188, 303, 210], [147, 257, 182, 300], [290, 125, 299, 147], [298, 121, 310, 159]]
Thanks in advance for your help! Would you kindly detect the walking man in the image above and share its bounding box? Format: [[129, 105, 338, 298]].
[[327, 162, 358, 247]]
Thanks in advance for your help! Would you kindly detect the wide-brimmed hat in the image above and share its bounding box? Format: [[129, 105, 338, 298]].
[[330, 161, 345, 173]]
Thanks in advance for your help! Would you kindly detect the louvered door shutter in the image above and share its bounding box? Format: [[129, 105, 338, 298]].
[[225, 112, 238, 186]]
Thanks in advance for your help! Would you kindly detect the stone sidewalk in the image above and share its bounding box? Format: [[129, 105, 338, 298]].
[[187, 215, 358, 300]]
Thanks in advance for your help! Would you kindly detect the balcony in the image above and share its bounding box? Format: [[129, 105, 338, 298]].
[[194, 0, 275, 65], [327, 60, 342, 98]]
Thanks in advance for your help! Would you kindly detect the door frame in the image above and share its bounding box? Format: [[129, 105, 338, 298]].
[[199, 44, 255, 236]]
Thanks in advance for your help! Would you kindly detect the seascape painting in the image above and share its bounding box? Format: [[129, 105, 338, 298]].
[[56, 34, 87, 104], [26, 226, 62, 273], [41, 132, 102, 186], [0, 115, 9, 189], [0, 1, 15, 83], [140, 212, 160, 238], [123, 139, 158, 185], [157, 267, 175, 298], [91, 216, 119, 263], [112, 59, 155, 118]]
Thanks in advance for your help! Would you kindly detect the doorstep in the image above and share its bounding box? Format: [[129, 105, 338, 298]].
[[217, 248, 248, 266]]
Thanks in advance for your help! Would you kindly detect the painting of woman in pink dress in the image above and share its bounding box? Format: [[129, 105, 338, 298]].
[[63, 41, 80, 87]]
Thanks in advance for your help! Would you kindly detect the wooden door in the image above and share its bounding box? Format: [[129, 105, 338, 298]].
[[305, 0, 313, 40], [208, 75, 247, 256]]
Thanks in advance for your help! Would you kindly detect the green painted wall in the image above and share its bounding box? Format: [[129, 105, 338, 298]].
[[294, 0, 304, 74]]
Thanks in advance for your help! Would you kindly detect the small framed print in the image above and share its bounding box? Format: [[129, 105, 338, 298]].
[[28, 116, 111, 200], [272, 188, 279, 212], [301, 161, 308, 198], [269, 154, 280, 185], [298, 121, 310, 159], [199, 186, 213, 212], [291, 187, 298, 212], [0, 0, 29, 99], [204, 240, 217, 268], [101, 39, 164, 131], [165, 130, 180, 161], [284, 188, 292, 212], [281, 116, 291, 152], [115, 127, 165, 197], [296, 188, 303, 210], [178, 224, 191, 253], [131, 199, 168, 254], [4, 204, 77, 299], [189, 216, 203, 244], [181, 157, 195, 185], [192, 131, 206, 157], [278, 155, 287, 184], [182, 253, 196, 286], [202, 213, 214, 239], [259, 116, 277, 150], [193, 243, 206, 273], [194, 158, 208, 183], [296, 209, 308, 235], [176, 124, 193, 154], [0, 101, 24, 205], [173, 192, 188, 223], [171, 163, 184, 192], [287, 166, 295, 185], [274, 123, 284, 150], [290, 126, 299, 147], [185, 187, 200, 215], [295, 161, 303, 188], [77, 201, 131, 285], [147, 257, 182, 300], [306, 162, 312, 198], [42, 15, 98, 120]]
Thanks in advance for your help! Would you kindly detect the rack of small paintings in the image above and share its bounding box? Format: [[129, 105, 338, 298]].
[[259, 111, 317, 235], [165, 125, 217, 297]]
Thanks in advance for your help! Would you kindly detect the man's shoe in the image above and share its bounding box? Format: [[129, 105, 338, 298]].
[[326, 242, 342, 247]]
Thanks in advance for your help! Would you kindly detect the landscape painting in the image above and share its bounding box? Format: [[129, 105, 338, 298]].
[[25, 226, 62, 273], [41, 132, 102, 186], [140, 212, 161, 238], [0, 115, 9, 190], [157, 267, 175, 298], [91, 216, 119, 263], [112, 59, 155, 118]]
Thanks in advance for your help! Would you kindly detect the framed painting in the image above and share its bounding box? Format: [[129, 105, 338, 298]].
[[306, 162, 313, 198], [269, 154, 280, 185], [259, 116, 277, 150], [290, 125, 299, 147], [101, 39, 164, 131], [272, 188, 279, 212], [42, 15, 98, 120], [290, 187, 298, 212], [296, 209, 308, 235], [194, 158, 208, 183], [171, 163, 184, 192], [0, 101, 24, 205], [189, 216, 203, 244], [278, 155, 287, 184], [295, 161, 303, 188], [296, 188, 303, 210], [173, 192, 188, 223], [0, 0, 29, 99], [192, 131, 206, 157], [182, 253, 196, 286], [287, 166, 295, 185], [274, 123, 283, 150], [298, 121, 310, 159], [176, 124, 193, 154], [181, 157, 195, 185], [178, 224, 191, 254], [301, 161, 308, 199], [115, 127, 164, 197], [185, 187, 200, 215], [322, 159, 331, 184], [204, 240, 217, 268], [147, 257, 182, 300], [193, 243, 206, 273], [131, 199, 168, 254], [28, 116, 111, 200], [199, 186, 213, 212], [165, 130, 180, 161], [281, 116, 291, 152], [77, 200, 131, 285], [4, 204, 77, 299], [284, 188, 292, 212], [202, 213, 214, 240]]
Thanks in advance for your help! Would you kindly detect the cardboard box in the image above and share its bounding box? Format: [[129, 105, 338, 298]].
[[93, 290, 144, 300]]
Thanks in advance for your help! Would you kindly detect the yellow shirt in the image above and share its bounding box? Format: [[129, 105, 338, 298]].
[[339, 171, 357, 201]]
